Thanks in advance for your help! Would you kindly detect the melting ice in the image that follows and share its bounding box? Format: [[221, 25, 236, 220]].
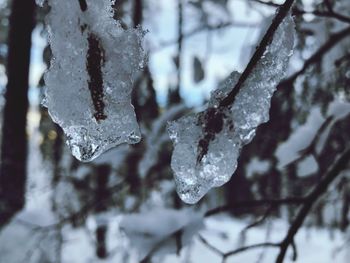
[[43, 0, 145, 161], [168, 15, 296, 204]]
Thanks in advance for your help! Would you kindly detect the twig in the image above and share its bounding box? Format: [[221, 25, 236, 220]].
[[282, 26, 350, 85], [205, 197, 305, 217], [15, 182, 124, 230], [140, 228, 184, 263], [291, 239, 298, 261], [284, 116, 334, 169], [250, 0, 280, 8], [275, 147, 350, 263], [198, 234, 280, 261], [224, 242, 280, 258], [242, 205, 274, 231], [198, 234, 224, 256], [293, 9, 350, 24], [153, 21, 257, 52], [220, 0, 296, 107], [250, 0, 350, 24]]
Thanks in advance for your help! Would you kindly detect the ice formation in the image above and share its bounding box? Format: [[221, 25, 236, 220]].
[[43, 0, 145, 161], [168, 14, 295, 204]]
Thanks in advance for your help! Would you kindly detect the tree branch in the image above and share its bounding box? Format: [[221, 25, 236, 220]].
[[293, 8, 350, 24], [250, 0, 350, 24], [282, 26, 350, 85], [205, 197, 305, 217], [220, 0, 296, 107], [198, 234, 280, 262], [276, 147, 350, 263], [224, 242, 280, 259], [198, 234, 224, 257]]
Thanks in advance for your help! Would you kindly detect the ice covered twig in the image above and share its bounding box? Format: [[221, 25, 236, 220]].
[[168, 14, 296, 204], [43, 0, 145, 162]]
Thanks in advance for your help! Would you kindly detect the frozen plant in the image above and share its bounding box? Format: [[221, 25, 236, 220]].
[[43, 0, 145, 162], [168, 14, 296, 204]]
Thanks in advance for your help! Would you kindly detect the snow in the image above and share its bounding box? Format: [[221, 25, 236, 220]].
[[246, 157, 271, 179], [297, 155, 319, 177], [15, 214, 344, 263], [43, 0, 145, 162], [168, 14, 295, 204], [0, 215, 60, 263], [120, 208, 204, 260], [276, 107, 324, 168], [276, 100, 350, 169], [164, 215, 349, 263]]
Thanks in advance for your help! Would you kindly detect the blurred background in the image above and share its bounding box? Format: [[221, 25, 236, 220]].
[[0, 0, 350, 262]]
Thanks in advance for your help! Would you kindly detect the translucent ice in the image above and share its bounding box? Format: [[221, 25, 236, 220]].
[[168, 15, 295, 204], [43, 0, 145, 162]]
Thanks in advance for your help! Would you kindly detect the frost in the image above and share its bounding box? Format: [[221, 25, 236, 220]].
[[168, 15, 295, 204], [43, 0, 145, 162]]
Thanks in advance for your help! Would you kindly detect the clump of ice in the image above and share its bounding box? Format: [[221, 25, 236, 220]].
[[168, 15, 296, 204], [43, 0, 145, 162]]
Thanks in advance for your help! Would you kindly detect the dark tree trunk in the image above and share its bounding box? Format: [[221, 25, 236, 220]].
[[168, 0, 182, 105], [133, 0, 142, 27], [0, 0, 36, 228]]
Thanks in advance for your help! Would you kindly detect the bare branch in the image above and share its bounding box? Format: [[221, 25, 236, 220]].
[[276, 147, 350, 263], [242, 205, 274, 232], [293, 8, 350, 24], [205, 197, 305, 217], [198, 234, 225, 257], [282, 26, 350, 85], [224, 242, 280, 258], [198, 234, 279, 261]]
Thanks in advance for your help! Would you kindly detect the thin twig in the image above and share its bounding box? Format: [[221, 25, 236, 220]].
[[282, 26, 350, 85], [220, 0, 296, 107], [198, 234, 280, 261], [205, 197, 305, 217], [251, 0, 350, 24], [293, 8, 350, 24], [153, 21, 257, 52], [284, 116, 334, 168], [224, 242, 280, 258], [242, 205, 274, 231], [198, 234, 224, 256]]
